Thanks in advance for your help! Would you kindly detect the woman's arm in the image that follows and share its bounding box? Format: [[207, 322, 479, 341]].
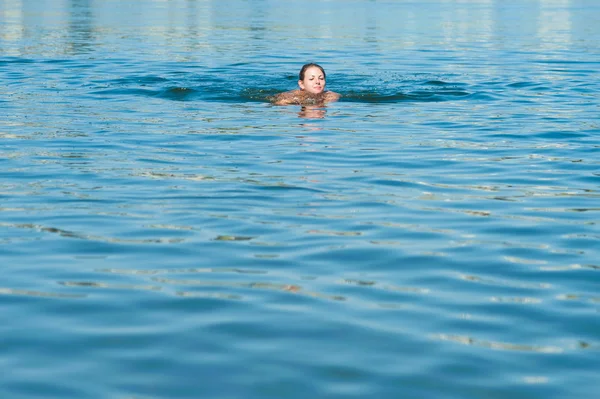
[[272, 91, 300, 106]]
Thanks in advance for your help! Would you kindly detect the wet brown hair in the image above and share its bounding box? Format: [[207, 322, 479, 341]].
[[299, 63, 326, 80]]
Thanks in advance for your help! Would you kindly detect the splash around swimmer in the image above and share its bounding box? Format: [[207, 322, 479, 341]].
[[272, 63, 340, 106]]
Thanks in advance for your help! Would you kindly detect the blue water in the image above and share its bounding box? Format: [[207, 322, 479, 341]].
[[1, 1, 599, 398]]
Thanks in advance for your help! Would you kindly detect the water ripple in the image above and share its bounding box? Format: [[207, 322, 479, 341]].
[[433, 334, 564, 354], [3, 1, 600, 398]]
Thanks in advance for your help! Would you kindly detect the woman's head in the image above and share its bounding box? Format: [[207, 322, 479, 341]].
[[299, 63, 326, 80], [298, 63, 326, 94]]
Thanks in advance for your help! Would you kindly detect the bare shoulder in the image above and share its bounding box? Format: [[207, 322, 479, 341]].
[[324, 91, 341, 103], [272, 90, 340, 106], [272, 90, 302, 106]]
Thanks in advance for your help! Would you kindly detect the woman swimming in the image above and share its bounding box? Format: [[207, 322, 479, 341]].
[[272, 63, 340, 106]]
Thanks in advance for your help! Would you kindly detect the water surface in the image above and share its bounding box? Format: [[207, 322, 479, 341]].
[[1, 1, 599, 398]]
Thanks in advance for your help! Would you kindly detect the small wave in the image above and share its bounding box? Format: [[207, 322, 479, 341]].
[[0, 287, 85, 299], [89, 88, 160, 97], [240, 88, 281, 102], [0, 57, 35, 66], [86, 70, 479, 104], [112, 75, 170, 85], [156, 87, 201, 101], [334, 90, 471, 103], [433, 333, 564, 353], [507, 81, 542, 89]]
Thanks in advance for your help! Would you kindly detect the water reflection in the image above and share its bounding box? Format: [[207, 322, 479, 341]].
[[538, 0, 572, 46], [67, 0, 94, 54], [0, 0, 590, 58], [298, 106, 326, 119]]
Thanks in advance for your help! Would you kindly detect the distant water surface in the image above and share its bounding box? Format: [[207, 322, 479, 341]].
[[1, 1, 599, 398]]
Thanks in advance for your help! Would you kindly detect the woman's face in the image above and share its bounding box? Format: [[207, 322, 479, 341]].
[[298, 66, 325, 94]]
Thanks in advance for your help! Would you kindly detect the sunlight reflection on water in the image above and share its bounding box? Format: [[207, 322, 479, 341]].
[[1, 1, 600, 398]]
